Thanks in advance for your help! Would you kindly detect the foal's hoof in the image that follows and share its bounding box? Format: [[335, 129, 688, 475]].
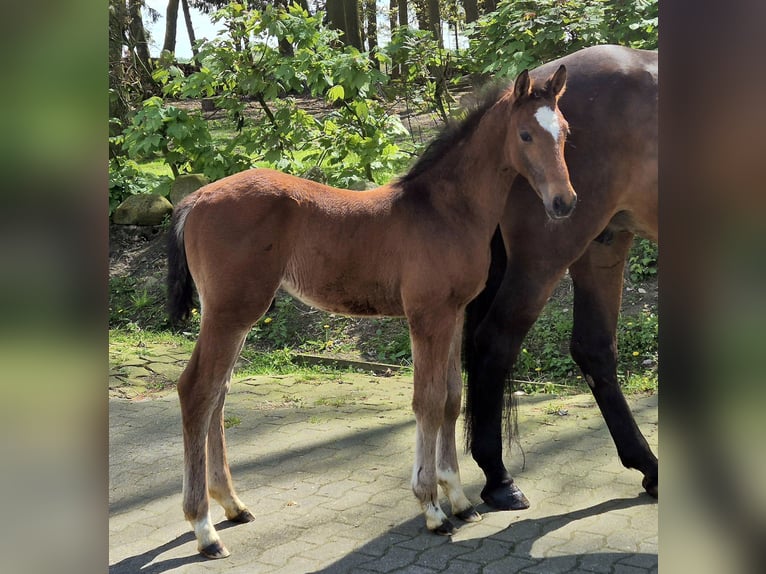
[[455, 506, 482, 523], [481, 482, 530, 510], [229, 509, 256, 523], [642, 474, 658, 498], [200, 541, 230, 559], [432, 519, 455, 536]]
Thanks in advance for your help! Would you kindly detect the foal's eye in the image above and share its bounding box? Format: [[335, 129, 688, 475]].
[[520, 131, 532, 142]]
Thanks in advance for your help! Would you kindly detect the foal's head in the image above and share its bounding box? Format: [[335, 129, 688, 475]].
[[506, 65, 577, 220]]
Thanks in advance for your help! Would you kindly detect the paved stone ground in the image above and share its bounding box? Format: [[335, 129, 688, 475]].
[[109, 353, 658, 574]]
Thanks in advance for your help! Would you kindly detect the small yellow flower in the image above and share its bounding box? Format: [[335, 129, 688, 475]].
[[632, 351, 639, 356], [264, 317, 273, 324], [326, 340, 334, 348], [323, 324, 330, 329], [191, 308, 199, 316], [535, 367, 541, 372]]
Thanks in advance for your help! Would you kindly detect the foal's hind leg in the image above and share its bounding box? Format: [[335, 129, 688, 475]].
[[437, 321, 481, 523], [207, 336, 255, 524], [178, 317, 252, 559], [568, 232, 658, 497]]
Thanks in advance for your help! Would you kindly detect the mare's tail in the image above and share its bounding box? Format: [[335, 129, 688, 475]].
[[463, 227, 519, 450], [167, 200, 196, 326]]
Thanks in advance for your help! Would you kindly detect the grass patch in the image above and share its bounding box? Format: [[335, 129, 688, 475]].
[[224, 415, 242, 429]]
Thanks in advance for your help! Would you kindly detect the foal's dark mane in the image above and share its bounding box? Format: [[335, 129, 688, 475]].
[[397, 83, 509, 186]]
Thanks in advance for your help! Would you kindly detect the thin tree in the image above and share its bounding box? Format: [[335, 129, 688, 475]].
[[180, 0, 198, 58], [364, 0, 378, 53], [162, 0, 180, 54]]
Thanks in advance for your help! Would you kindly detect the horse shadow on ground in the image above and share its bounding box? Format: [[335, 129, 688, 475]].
[[108, 519, 240, 573], [108, 494, 655, 573], [311, 494, 657, 574]]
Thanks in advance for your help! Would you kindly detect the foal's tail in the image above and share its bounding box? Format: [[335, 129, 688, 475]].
[[463, 227, 519, 450], [167, 200, 196, 326]]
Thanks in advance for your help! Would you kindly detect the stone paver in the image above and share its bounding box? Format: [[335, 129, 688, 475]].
[[109, 351, 658, 573]]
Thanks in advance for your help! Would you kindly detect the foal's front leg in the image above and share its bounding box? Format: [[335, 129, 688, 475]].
[[437, 323, 481, 523], [409, 313, 461, 534]]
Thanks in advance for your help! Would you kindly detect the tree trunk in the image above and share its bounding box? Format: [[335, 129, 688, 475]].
[[483, 0, 497, 14], [365, 0, 378, 53], [326, 0, 347, 43], [398, 0, 408, 27], [344, 0, 363, 50], [109, 0, 128, 142], [426, 0, 442, 47], [463, 0, 479, 23], [162, 0, 180, 54], [180, 0, 198, 59], [127, 0, 154, 98], [327, 0, 363, 50], [414, 0, 428, 32]]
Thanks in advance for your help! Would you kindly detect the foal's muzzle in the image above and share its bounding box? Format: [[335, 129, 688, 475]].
[[548, 192, 577, 220]]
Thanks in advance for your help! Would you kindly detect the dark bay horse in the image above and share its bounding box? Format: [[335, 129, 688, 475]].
[[464, 44, 658, 510], [167, 67, 574, 558]]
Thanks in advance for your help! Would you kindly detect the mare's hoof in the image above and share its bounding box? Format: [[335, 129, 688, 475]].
[[230, 509, 256, 523], [481, 482, 530, 510], [432, 519, 455, 536], [455, 506, 482, 523], [200, 541, 230, 559], [642, 474, 658, 498]]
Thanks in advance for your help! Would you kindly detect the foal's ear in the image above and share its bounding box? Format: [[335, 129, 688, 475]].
[[513, 69, 531, 100], [546, 65, 567, 100]]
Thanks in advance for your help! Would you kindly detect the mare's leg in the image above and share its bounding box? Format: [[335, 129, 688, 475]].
[[465, 255, 567, 510], [568, 231, 658, 497], [207, 335, 255, 524], [436, 317, 481, 523], [178, 316, 252, 559], [409, 312, 460, 534]]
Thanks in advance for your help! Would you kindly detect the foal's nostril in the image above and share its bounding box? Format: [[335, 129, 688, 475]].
[[551, 194, 576, 218]]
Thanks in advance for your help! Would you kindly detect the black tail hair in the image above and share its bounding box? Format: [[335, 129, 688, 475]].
[[463, 226, 519, 450], [166, 201, 196, 326]]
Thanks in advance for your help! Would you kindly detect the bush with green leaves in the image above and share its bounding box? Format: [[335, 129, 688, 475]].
[[149, 3, 410, 186], [467, 0, 658, 79], [381, 26, 463, 124], [108, 158, 172, 215], [628, 237, 658, 282], [118, 96, 252, 180]]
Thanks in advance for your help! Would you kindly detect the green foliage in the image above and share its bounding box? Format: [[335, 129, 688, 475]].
[[108, 158, 171, 215], [467, 0, 658, 79], [356, 318, 412, 364], [617, 305, 658, 370], [515, 306, 577, 380], [119, 96, 252, 180], [628, 237, 658, 282], [109, 276, 168, 329], [381, 26, 462, 123], [150, 3, 410, 186], [513, 294, 657, 390]]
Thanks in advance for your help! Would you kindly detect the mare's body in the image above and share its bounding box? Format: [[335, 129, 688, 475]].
[[464, 44, 659, 510]]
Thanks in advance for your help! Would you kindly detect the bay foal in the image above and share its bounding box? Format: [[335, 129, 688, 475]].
[[167, 67, 574, 558]]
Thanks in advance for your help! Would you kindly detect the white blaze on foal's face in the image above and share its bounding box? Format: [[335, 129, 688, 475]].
[[534, 106, 561, 141]]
